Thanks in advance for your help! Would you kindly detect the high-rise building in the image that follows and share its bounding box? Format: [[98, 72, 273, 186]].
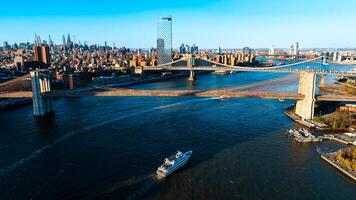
[[67, 34, 71, 46], [294, 42, 299, 55], [48, 35, 54, 47], [3, 41, 9, 50], [243, 47, 251, 55], [191, 44, 198, 54], [157, 16, 172, 65], [179, 43, 186, 54], [290, 42, 299, 55], [289, 45, 294, 55], [269, 45, 275, 55]]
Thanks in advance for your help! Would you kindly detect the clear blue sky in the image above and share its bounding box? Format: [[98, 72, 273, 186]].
[[1, 0, 356, 48]]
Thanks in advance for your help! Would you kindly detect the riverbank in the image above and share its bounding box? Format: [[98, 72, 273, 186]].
[[284, 110, 329, 130], [0, 98, 32, 110], [322, 134, 356, 145], [321, 153, 356, 182]]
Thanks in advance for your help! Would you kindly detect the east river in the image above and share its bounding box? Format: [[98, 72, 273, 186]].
[[0, 72, 355, 199]]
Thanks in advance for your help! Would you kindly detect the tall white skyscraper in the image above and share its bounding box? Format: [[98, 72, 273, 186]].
[[293, 42, 299, 55], [157, 16, 172, 65], [269, 45, 275, 55]]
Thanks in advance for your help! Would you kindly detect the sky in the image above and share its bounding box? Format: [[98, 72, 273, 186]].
[[1, 0, 356, 49]]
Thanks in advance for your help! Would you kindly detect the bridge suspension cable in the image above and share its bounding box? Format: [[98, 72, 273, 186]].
[[154, 57, 186, 67], [199, 56, 324, 70], [317, 74, 356, 89]]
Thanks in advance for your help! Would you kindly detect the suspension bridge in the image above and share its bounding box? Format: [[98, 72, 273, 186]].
[[0, 55, 355, 121]]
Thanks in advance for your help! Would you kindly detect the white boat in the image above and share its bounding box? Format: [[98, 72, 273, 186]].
[[298, 128, 310, 137], [288, 129, 300, 138], [157, 150, 192, 177], [212, 70, 229, 75], [219, 95, 231, 100]]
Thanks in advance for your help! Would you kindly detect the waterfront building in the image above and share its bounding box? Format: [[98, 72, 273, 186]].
[[157, 16, 172, 65]]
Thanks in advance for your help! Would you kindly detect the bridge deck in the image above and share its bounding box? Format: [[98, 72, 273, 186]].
[[0, 90, 302, 99], [143, 66, 356, 76], [0, 90, 354, 101]]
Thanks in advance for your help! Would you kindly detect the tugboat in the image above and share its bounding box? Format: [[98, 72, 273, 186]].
[[157, 150, 192, 177]]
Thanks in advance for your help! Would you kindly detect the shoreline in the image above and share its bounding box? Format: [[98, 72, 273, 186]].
[[321, 154, 356, 182]]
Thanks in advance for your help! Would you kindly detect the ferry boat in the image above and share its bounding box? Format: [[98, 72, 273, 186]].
[[157, 150, 192, 177]]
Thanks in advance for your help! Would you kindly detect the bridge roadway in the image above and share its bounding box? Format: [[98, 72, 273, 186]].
[[1, 89, 355, 102], [143, 66, 356, 77]]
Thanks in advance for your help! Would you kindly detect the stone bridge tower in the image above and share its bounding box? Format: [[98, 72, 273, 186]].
[[30, 70, 54, 116]]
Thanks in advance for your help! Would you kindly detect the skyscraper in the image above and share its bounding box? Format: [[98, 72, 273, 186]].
[[67, 34, 71, 46], [179, 43, 186, 54], [48, 35, 54, 47], [294, 42, 299, 55], [3, 41, 9, 50], [157, 16, 172, 65], [243, 47, 251, 55], [269, 45, 275, 55]]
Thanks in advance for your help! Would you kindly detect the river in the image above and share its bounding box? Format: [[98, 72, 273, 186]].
[[0, 72, 354, 199]]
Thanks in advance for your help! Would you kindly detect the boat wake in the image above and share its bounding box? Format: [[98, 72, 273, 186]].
[[315, 145, 323, 155], [127, 175, 158, 200], [0, 98, 216, 177]]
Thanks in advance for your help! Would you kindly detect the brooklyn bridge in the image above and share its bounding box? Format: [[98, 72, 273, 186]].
[[0, 55, 355, 120]]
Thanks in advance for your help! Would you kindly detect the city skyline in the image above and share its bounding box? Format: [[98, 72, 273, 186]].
[[1, 0, 356, 48]]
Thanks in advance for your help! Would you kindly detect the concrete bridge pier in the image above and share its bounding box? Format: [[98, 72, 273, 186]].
[[187, 54, 196, 80], [188, 70, 196, 80], [322, 55, 327, 65], [30, 70, 54, 117], [295, 71, 316, 120], [319, 76, 325, 86]]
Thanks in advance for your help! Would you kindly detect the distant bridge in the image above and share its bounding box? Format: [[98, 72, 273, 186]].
[[142, 55, 356, 77]]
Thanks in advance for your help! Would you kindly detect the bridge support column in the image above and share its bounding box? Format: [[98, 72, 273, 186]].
[[188, 70, 196, 81], [319, 76, 325, 86], [30, 71, 53, 117], [187, 54, 196, 80], [295, 71, 316, 120], [322, 55, 327, 65]]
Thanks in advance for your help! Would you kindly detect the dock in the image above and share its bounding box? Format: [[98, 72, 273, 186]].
[[285, 110, 330, 130]]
